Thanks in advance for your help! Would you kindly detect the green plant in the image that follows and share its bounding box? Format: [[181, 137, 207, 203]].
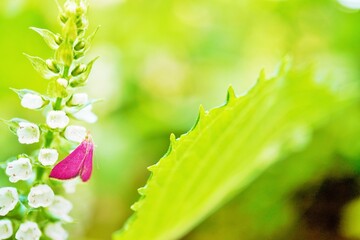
[[113, 63, 359, 239], [0, 0, 98, 239]]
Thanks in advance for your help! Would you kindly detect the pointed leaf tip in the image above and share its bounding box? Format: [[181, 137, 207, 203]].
[[189, 104, 207, 132], [147, 164, 157, 173], [277, 56, 292, 76], [259, 68, 266, 82], [226, 85, 236, 103], [248, 69, 267, 95], [199, 104, 206, 118], [130, 201, 143, 212], [137, 187, 147, 196], [170, 133, 176, 144]]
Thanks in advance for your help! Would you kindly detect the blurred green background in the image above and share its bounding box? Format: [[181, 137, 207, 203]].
[[1, 0, 360, 239]]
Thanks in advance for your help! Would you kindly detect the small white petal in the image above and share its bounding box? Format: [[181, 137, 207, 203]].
[[64, 1, 77, 14], [57, 78, 68, 88], [15, 221, 41, 240], [21, 93, 44, 110], [48, 196, 73, 222], [28, 184, 54, 208], [46, 111, 69, 129], [73, 105, 97, 123], [0, 187, 19, 216], [38, 149, 59, 166], [45, 223, 68, 240], [6, 158, 33, 183], [64, 125, 87, 143], [0, 219, 13, 239], [17, 122, 40, 144], [69, 93, 88, 106]]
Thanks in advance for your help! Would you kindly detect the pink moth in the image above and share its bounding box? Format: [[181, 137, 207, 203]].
[[50, 135, 93, 182]]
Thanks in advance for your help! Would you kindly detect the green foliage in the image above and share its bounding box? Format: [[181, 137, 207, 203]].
[[30, 27, 62, 50], [113, 63, 350, 240]]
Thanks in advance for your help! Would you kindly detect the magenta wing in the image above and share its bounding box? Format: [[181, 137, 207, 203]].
[[50, 141, 88, 180], [80, 142, 93, 182]]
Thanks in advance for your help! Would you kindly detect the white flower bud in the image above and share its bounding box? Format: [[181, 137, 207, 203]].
[[38, 149, 59, 166], [63, 178, 80, 194], [69, 93, 88, 106], [73, 105, 97, 123], [28, 184, 54, 208], [48, 196, 73, 222], [17, 122, 40, 144], [21, 93, 44, 110], [0, 188, 18, 216], [64, 125, 86, 143], [6, 158, 33, 183], [44, 222, 68, 240], [77, 1, 87, 14], [46, 111, 69, 129], [15, 221, 41, 240], [0, 219, 13, 239], [64, 1, 77, 14], [57, 78, 68, 88]]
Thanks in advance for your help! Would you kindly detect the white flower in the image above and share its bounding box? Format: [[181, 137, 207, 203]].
[[0, 219, 13, 239], [64, 125, 86, 143], [6, 158, 33, 183], [63, 178, 80, 194], [48, 196, 73, 222], [15, 221, 41, 240], [73, 105, 97, 123], [21, 93, 44, 110], [69, 93, 88, 106], [38, 149, 59, 166], [44, 222, 68, 240], [46, 111, 69, 129], [28, 185, 54, 208], [0, 188, 18, 216], [17, 122, 40, 144]]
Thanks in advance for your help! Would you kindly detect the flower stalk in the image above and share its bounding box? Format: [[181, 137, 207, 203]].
[[0, 0, 98, 239]]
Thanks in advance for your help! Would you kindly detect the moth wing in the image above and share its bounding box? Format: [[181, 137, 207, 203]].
[[50, 141, 87, 180], [80, 142, 93, 182]]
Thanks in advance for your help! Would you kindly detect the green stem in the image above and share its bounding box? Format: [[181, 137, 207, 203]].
[[44, 131, 54, 148], [36, 167, 45, 182], [53, 65, 70, 110], [54, 97, 62, 110], [63, 65, 70, 78]]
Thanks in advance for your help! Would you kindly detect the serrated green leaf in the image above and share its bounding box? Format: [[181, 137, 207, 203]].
[[30, 27, 61, 50], [113, 64, 347, 240]]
